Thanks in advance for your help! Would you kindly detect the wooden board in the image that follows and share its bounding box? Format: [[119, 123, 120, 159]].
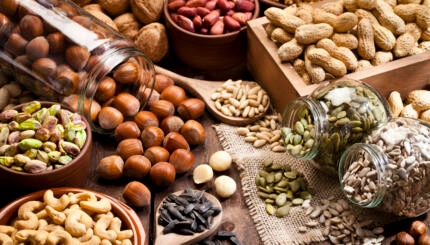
[[246, 16, 430, 113]]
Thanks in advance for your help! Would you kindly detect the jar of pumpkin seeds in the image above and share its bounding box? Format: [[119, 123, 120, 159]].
[[338, 117, 430, 217], [281, 79, 390, 175]]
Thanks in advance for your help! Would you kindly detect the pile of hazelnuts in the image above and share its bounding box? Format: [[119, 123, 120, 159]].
[[396, 220, 430, 245], [95, 73, 206, 208]]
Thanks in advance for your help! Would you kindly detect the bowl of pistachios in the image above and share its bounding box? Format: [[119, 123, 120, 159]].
[[0, 101, 92, 197]]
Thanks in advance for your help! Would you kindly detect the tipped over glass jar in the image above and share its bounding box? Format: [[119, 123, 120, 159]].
[[0, 0, 155, 134], [280, 79, 390, 175], [339, 117, 430, 217]]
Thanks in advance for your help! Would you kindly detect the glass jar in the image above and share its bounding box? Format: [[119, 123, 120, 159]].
[[281, 79, 390, 175], [338, 117, 430, 217], [0, 0, 155, 134]]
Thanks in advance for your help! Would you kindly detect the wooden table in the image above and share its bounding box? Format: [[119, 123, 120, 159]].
[[0, 61, 429, 244], [84, 111, 261, 245]]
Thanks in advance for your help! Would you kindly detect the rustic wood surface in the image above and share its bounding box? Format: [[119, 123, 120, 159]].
[[0, 60, 429, 245]]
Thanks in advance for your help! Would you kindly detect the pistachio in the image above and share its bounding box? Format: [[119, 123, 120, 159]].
[[24, 159, 47, 173], [0, 126, 9, 146], [59, 140, 80, 157], [22, 100, 41, 114], [14, 154, 31, 167], [18, 138, 43, 151], [19, 118, 42, 130], [58, 155, 72, 165], [48, 151, 62, 162], [0, 109, 18, 122], [0, 156, 14, 167]]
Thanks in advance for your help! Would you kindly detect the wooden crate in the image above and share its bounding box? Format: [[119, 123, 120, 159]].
[[246, 16, 430, 113]]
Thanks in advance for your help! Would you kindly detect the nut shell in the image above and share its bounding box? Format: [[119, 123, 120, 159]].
[[112, 92, 141, 117], [177, 98, 205, 120], [150, 161, 176, 187], [135, 22, 169, 63], [144, 146, 170, 165], [117, 138, 144, 160], [163, 132, 189, 152], [96, 154, 124, 180], [130, 0, 164, 24], [123, 155, 152, 179], [123, 181, 151, 207]]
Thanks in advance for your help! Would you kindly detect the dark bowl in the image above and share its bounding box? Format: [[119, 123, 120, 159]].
[[163, 0, 260, 73], [0, 187, 146, 244], [0, 101, 92, 197]]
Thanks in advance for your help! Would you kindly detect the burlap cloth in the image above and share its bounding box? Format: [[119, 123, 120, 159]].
[[213, 123, 398, 245]]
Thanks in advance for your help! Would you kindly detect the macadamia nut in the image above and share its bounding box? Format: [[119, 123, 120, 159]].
[[209, 151, 232, 171], [193, 164, 213, 184], [214, 175, 237, 198]]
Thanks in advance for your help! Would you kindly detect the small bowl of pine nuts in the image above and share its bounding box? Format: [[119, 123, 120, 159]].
[[0, 187, 146, 244]]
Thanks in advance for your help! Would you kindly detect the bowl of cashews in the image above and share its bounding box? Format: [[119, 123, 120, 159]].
[[0, 101, 93, 197], [0, 187, 146, 244]]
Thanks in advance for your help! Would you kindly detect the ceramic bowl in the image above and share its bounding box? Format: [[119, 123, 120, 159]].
[[0, 187, 146, 244], [163, 0, 260, 72], [0, 101, 92, 196]]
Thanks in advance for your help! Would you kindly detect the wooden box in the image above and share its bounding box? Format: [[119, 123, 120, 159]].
[[246, 16, 430, 113]]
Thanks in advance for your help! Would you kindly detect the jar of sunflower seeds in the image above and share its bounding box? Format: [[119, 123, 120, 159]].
[[338, 117, 430, 217], [281, 79, 390, 175]]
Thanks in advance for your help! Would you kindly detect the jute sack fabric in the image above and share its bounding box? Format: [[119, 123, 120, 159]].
[[213, 123, 397, 245]]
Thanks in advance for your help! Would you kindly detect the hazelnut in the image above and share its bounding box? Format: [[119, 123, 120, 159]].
[[134, 110, 159, 129], [96, 154, 124, 180], [117, 138, 144, 160], [114, 121, 141, 141], [98, 106, 124, 130], [0, 0, 18, 16], [141, 88, 160, 107], [419, 233, 430, 245], [153, 74, 175, 93], [113, 61, 139, 84], [160, 85, 186, 107], [19, 14, 44, 40], [169, 149, 194, 174], [112, 92, 141, 117], [32, 57, 57, 79], [95, 77, 117, 102], [56, 69, 80, 95], [396, 231, 415, 245], [123, 155, 151, 179], [72, 15, 92, 29], [163, 132, 189, 152], [180, 119, 205, 145], [160, 115, 184, 134], [177, 98, 205, 120], [410, 220, 427, 238], [123, 181, 151, 207], [150, 99, 175, 119], [150, 162, 176, 187], [65, 45, 90, 71], [57, 2, 79, 18], [46, 32, 66, 55], [4, 33, 28, 56], [144, 146, 170, 165], [26, 36, 49, 60], [140, 125, 164, 148]]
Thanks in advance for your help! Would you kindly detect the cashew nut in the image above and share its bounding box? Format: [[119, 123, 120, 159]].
[[0, 233, 12, 245], [79, 232, 102, 245], [46, 230, 79, 245], [109, 217, 133, 241], [76, 228, 94, 242], [65, 209, 92, 237], [0, 225, 15, 235], [80, 198, 111, 214], [68, 192, 97, 205], [63, 204, 81, 216], [119, 239, 133, 245], [36, 209, 48, 220], [38, 219, 48, 230], [101, 239, 113, 245], [13, 229, 49, 244], [14, 212, 39, 230], [94, 214, 117, 242], [40, 224, 65, 233], [45, 206, 66, 225], [44, 190, 70, 211], [17, 201, 44, 219]]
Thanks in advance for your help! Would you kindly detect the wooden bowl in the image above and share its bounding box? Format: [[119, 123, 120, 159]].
[[0, 101, 92, 197], [259, 0, 287, 9], [163, 0, 260, 72], [0, 187, 146, 244]]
